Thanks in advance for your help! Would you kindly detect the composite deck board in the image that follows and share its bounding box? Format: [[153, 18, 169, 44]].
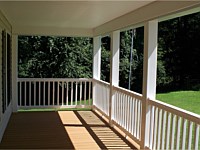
[[0, 110, 136, 149]]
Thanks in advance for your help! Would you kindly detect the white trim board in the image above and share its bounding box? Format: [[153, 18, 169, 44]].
[[0, 103, 12, 143]]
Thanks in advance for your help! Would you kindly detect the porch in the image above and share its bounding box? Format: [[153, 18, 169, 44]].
[[0, 110, 136, 149], [0, 1, 200, 150], [0, 78, 199, 149]]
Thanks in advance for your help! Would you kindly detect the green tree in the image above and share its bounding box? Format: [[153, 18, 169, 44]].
[[119, 27, 144, 93], [157, 12, 200, 91], [18, 36, 93, 78], [101, 36, 110, 82]]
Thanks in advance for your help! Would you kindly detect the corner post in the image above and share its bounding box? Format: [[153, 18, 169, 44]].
[[12, 34, 18, 112], [92, 36, 101, 107], [109, 30, 120, 125], [141, 20, 158, 149]]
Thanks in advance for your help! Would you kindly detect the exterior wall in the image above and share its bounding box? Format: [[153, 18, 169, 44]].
[[0, 10, 12, 142], [0, 19, 2, 121]]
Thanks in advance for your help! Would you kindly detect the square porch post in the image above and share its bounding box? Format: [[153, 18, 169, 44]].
[[12, 34, 18, 112], [141, 20, 158, 149], [109, 30, 120, 124], [92, 36, 101, 107], [93, 36, 101, 80]]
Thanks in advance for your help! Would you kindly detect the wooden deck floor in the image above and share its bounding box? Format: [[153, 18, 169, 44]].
[[0, 110, 137, 149]]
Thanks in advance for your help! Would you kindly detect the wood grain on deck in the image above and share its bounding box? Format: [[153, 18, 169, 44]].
[[0, 111, 137, 149]]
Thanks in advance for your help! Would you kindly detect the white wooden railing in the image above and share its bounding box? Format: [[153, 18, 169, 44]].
[[93, 79, 110, 116], [92, 79, 200, 150], [17, 78, 200, 149], [92, 79, 143, 146], [146, 99, 200, 150], [112, 85, 143, 145], [17, 78, 92, 108]]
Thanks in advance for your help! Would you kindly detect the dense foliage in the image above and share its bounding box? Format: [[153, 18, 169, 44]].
[[18, 12, 200, 93], [157, 12, 200, 92], [18, 37, 93, 78]]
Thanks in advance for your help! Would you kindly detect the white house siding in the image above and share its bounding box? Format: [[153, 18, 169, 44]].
[[0, 22, 2, 122], [0, 10, 12, 142]]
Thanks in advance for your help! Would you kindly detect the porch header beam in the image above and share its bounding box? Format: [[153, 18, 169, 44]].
[[0, 10, 11, 31], [94, 1, 200, 36], [12, 26, 93, 37]]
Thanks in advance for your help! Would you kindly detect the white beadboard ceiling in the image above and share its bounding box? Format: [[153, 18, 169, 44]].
[[0, 1, 199, 36], [0, 1, 154, 29]]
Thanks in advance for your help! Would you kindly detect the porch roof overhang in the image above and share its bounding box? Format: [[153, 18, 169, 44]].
[[0, 1, 200, 37]]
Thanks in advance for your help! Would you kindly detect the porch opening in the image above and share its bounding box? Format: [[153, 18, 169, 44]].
[[156, 11, 200, 115], [17, 36, 93, 109]]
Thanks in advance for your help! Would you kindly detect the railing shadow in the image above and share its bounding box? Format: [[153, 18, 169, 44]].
[[72, 110, 137, 149]]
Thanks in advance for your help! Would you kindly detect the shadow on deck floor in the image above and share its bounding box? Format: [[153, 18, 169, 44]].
[[0, 110, 137, 149]]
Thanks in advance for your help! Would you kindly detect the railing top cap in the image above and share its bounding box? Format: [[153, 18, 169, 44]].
[[17, 78, 92, 82]]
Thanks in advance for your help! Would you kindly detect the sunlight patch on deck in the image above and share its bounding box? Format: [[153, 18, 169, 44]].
[[58, 111, 82, 125], [65, 126, 100, 149]]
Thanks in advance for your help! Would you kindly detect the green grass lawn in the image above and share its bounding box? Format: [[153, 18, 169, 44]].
[[156, 91, 200, 114], [19, 99, 92, 112], [19, 108, 91, 112]]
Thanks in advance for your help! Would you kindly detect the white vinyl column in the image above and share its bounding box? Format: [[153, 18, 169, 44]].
[[109, 30, 120, 124], [141, 20, 158, 149], [12, 34, 18, 112], [93, 36, 101, 80], [92, 36, 101, 106]]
